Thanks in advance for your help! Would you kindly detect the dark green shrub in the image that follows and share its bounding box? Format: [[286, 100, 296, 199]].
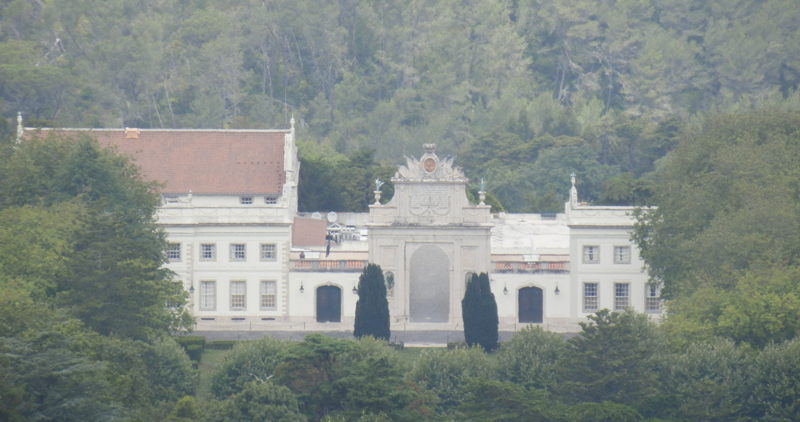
[[447, 341, 468, 350], [207, 340, 238, 350], [462, 272, 499, 352], [174, 335, 206, 351], [354, 263, 390, 341], [185, 345, 202, 362]]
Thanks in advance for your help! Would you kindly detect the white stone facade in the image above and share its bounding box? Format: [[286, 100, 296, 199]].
[[22, 120, 659, 332]]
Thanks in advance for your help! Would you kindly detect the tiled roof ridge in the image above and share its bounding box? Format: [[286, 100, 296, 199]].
[[25, 128, 289, 195]]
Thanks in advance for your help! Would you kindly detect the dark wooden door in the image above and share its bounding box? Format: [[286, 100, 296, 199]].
[[519, 287, 543, 323], [316, 286, 341, 322]]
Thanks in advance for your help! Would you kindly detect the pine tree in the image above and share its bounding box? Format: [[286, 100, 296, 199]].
[[462, 272, 499, 352], [354, 263, 390, 341]]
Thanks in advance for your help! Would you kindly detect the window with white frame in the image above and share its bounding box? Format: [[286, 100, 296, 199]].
[[583, 246, 600, 264], [261, 280, 276, 310], [584, 283, 599, 311], [240, 197, 253, 205], [614, 246, 631, 264], [260, 244, 276, 261], [200, 281, 216, 310], [230, 281, 246, 310], [646, 284, 662, 313], [200, 244, 216, 261], [166, 243, 181, 261], [230, 244, 246, 261], [164, 195, 180, 204], [265, 196, 278, 205], [614, 283, 629, 310]]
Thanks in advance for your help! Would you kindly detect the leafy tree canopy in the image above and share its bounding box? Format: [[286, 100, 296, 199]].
[[633, 110, 800, 300]]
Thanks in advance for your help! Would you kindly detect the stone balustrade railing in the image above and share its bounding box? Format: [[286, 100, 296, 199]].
[[491, 261, 570, 273], [290, 260, 368, 272]]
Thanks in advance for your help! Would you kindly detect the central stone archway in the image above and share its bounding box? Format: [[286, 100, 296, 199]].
[[409, 245, 450, 322]]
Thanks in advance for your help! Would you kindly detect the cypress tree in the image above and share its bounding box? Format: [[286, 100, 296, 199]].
[[462, 272, 499, 352], [354, 263, 390, 340]]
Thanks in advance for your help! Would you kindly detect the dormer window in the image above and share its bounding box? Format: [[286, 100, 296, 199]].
[[265, 196, 278, 205], [240, 197, 253, 205]]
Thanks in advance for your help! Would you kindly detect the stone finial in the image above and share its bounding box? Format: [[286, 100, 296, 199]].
[[290, 113, 295, 131], [423, 143, 436, 154], [570, 172, 579, 207], [16, 111, 23, 144]]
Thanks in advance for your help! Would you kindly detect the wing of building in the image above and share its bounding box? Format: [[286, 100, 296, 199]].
[[19, 120, 660, 332]]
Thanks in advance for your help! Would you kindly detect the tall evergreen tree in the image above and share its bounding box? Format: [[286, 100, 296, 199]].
[[462, 272, 499, 352], [354, 264, 390, 341]]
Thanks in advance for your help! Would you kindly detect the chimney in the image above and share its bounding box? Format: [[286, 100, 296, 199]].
[[125, 127, 140, 139]]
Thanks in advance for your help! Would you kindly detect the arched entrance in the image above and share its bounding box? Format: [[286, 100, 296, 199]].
[[518, 286, 543, 323], [316, 285, 341, 322], [409, 245, 450, 322]]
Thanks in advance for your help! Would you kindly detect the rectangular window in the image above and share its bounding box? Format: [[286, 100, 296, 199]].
[[584, 283, 599, 311], [230, 281, 246, 310], [166, 243, 181, 261], [164, 196, 180, 204], [646, 284, 662, 313], [240, 197, 253, 205], [260, 244, 277, 261], [261, 281, 276, 310], [614, 246, 631, 264], [583, 246, 600, 264], [265, 196, 278, 205], [230, 244, 246, 261], [200, 244, 216, 261], [200, 281, 216, 310], [615, 283, 630, 310]]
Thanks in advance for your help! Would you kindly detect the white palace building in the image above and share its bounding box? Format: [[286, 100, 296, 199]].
[[21, 117, 661, 333]]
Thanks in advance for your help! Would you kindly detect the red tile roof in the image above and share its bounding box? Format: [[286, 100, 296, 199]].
[[292, 217, 328, 247], [29, 129, 288, 195]]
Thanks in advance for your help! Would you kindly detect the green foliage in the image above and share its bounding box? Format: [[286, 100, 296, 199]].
[[207, 340, 238, 350], [462, 272, 499, 352], [210, 336, 290, 399], [657, 338, 748, 422], [298, 143, 395, 212], [0, 132, 191, 339], [0, 329, 123, 422], [186, 345, 203, 362], [273, 334, 434, 421], [633, 110, 800, 299], [408, 347, 495, 415], [495, 325, 567, 390], [175, 335, 206, 351], [206, 382, 307, 422], [555, 310, 664, 414], [354, 264, 390, 341], [744, 338, 800, 421], [167, 396, 202, 421], [599, 173, 655, 206], [664, 265, 800, 349], [456, 378, 568, 422], [569, 402, 643, 422]]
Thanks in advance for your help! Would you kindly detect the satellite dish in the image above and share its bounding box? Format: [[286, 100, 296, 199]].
[[311, 212, 321, 219], [327, 212, 338, 223]]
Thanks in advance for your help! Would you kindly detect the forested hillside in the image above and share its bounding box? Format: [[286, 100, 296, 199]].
[[3, 0, 800, 210]]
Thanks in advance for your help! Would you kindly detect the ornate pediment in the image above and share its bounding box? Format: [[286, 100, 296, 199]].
[[392, 143, 468, 182]]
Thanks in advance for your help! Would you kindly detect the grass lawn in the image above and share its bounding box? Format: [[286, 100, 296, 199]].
[[396, 347, 430, 367], [196, 349, 231, 400]]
